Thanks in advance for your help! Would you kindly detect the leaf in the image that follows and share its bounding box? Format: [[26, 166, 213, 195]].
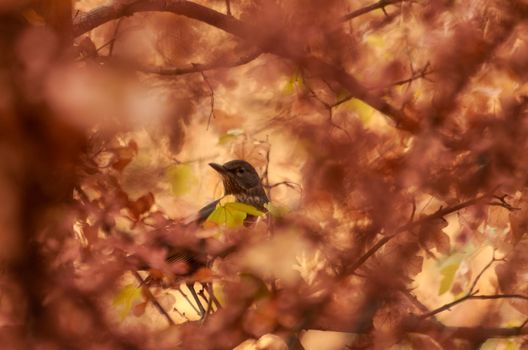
[[218, 128, 244, 145], [22, 9, 46, 25], [418, 217, 450, 256], [264, 202, 289, 218], [439, 262, 460, 295], [341, 98, 377, 124], [111, 141, 138, 172], [282, 71, 303, 95], [128, 192, 155, 220], [206, 204, 246, 228], [495, 240, 528, 315], [166, 164, 197, 196], [132, 302, 147, 317], [225, 202, 265, 217], [213, 282, 226, 306], [187, 267, 214, 283], [206, 201, 265, 228], [112, 284, 142, 320]]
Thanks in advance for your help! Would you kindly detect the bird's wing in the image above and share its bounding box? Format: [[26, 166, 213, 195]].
[[182, 199, 220, 226]]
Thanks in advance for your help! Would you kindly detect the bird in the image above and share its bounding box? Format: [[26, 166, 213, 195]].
[[139, 160, 269, 318], [191, 159, 269, 225]]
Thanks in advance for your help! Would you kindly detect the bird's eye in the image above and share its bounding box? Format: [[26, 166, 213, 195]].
[[236, 168, 245, 175]]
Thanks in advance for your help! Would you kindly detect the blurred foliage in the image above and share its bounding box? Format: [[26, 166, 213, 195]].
[[2, 0, 528, 349]]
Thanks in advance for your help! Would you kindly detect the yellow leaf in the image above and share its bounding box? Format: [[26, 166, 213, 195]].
[[439, 262, 460, 295], [218, 128, 244, 145], [225, 202, 265, 217], [219, 194, 237, 205], [112, 284, 142, 320], [212, 282, 226, 306], [341, 98, 376, 124], [206, 201, 264, 228], [282, 71, 303, 95], [365, 33, 386, 49], [166, 164, 197, 196]]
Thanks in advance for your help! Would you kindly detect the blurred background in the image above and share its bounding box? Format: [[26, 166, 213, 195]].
[[2, 0, 528, 349]]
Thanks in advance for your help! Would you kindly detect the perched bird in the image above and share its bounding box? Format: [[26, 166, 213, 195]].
[[192, 159, 269, 224], [140, 160, 269, 317]]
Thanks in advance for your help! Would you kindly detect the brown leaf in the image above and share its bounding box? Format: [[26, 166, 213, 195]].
[[133, 301, 147, 317], [128, 192, 155, 220]]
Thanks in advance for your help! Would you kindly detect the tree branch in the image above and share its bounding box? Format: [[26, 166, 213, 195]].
[[341, 0, 406, 22], [131, 270, 175, 325], [417, 253, 520, 319], [139, 50, 262, 76], [345, 193, 491, 276], [73, 0, 420, 133]]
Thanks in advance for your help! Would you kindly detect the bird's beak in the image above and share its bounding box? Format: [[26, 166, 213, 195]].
[[209, 162, 227, 175]]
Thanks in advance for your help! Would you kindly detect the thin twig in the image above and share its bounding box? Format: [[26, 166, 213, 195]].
[[331, 62, 433, 109], [418, 253, 515, 319], [131, 271, 175, 325], [187, 282, 206, 318], [108, 17, 124, 56], [390, 62, 433, 87], [346, 193, 492, 276], [199, 70, 216, 130], [177, 287, 201, 315], [173, 306, 190, 321], [488, 194, 520, 211]]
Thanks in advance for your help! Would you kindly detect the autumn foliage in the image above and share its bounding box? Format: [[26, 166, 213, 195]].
[[3, 0, 528, 349]]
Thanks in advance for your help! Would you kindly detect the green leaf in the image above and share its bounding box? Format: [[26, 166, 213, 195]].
[[206, 201, 265, 228], [438, 262, 460, 295], [166, 164, 197, 196], [112, 284, 142, 320]]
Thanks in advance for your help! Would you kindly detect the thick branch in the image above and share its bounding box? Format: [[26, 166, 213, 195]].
[[138, 50, 261, 76], [341, 0, 405, 22]]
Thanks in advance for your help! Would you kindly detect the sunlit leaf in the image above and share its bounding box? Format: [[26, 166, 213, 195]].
[[206, 200, 265, 228], [341, 98, 377, 124], [112, 284, 142, 320], [166, 163, 197, 196], [439, 262, 460, 295], [225, 202, 265, 217], [481, 339, 519, 350], [218, 128, 244, 145], [213, 282, 226, 306]]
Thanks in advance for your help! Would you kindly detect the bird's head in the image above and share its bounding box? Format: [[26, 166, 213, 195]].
[[209, 160, 263, 195]]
